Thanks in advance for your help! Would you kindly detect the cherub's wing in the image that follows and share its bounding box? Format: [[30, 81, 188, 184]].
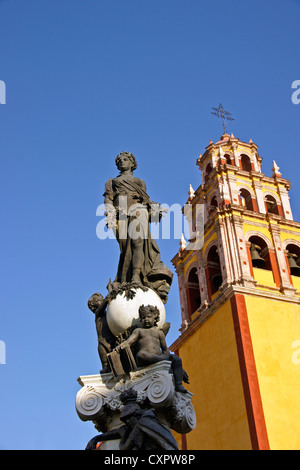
[[160, 322, 170, 337]]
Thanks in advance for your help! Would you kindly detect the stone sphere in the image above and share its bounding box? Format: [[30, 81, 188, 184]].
[[106, 288, 166, 337]]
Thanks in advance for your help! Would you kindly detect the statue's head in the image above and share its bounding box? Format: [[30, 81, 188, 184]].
[[87, 292, 104, 313], [138, 304, 160, 327], [115, 151, 137, 172]]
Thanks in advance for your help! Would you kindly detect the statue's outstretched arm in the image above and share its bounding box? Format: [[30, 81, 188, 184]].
[[85, 425, 127, 450]]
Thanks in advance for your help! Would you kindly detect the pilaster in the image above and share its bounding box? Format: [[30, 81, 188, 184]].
[[252, 179, 266, 214], [276, 183, 293, 221], [174, 260, 190, 328], [227, 172, 240, 205], [269, 220, 296, 296], [196, 250, 210, 305], [231, 213, 256, 287]]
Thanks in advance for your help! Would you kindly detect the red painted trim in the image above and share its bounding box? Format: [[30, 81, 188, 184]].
[[277, 204, 284, 217], [252, 197, 259, 213], [231, 294, 270, 450], [269, 250, 281, 287], [285, 253, 293, 285], [246, 244, 254, 278]]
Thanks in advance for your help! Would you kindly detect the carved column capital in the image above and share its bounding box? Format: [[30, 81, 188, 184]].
[[76, 361, 196, 435]]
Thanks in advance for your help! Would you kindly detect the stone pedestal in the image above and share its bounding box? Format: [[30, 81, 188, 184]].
[[76, 361, 196, 449]]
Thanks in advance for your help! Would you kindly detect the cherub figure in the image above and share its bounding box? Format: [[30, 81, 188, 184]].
[[115, 304, 189, 393], [87, 293, 116, 373]]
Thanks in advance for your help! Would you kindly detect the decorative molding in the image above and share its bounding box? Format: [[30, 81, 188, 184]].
[[244, 230, 273, 247], [282, 239, 300, 250]]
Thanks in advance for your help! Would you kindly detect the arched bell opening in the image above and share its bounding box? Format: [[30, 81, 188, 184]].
[[265, 195, 279, 216], [241, 154, 252, 172], [286, 244, 300, 278], [239, 188, 254, 211], [207, 246, 222, 296], [224, 154, 234, 165], [249, 236, 272, 271], [204, 163, 213, 183], [185, 267, 201, 319], [208, 195, 218, 215]]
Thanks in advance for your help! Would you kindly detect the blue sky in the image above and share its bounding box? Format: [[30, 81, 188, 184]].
[[0, 0, 299, 449]]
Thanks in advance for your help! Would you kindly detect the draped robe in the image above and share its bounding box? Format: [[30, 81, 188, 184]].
[[104, 175, 172, 301]]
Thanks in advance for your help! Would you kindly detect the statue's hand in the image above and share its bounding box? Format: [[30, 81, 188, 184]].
[[106, 215, 116, 230], [85, 435, 103, 450], [105, 206, 117, 230], [115, 341, 128, 353], [149, 202, 168, 223]]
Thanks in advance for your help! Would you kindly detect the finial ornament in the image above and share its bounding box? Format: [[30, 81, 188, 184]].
[[272, 160, 282, 177], [188, 184, 195, 200], [180, 233, 187, 251]]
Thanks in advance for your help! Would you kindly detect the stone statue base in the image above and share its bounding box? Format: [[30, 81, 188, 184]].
[[76, 361, 196, 450]]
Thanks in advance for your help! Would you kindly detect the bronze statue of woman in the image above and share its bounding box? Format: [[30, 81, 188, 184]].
[[103, 151, 172, 303]]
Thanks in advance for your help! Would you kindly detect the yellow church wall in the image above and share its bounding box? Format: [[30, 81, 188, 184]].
[[183, 253, 197, 277], [236, 180, 254, 191], [237, 184, 254, 195], [172, 430, 183, 450], [280, 231, 300, 244], [261, 188, 279, 196], [245, 295, 300, 449], [252, 267, 276, 288], [243, 223, 271, 239], [202, 230, 217, 254], [291, 275, 300, 293], [176, 300, 252, 450]]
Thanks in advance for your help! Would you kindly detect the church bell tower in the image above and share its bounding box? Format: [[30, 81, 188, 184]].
[[171, 133, 300, 450]]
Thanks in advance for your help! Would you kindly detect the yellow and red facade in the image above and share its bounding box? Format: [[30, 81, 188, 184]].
[[171, 134, 300, 450]]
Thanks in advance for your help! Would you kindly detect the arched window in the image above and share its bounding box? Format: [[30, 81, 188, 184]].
[[241, 154, 252, 172], [186, 268, 201, 319], [249, 236, 272, 271], [211, 196, 218, 207], [286, 244, 300, 277], [208, 195, 218, 214], [239, 188, 254, 211], [207, 246, 222, 296], [265, 195, 279, 215], [224, 154, 233, 165], [204, 163, 213, 182]]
